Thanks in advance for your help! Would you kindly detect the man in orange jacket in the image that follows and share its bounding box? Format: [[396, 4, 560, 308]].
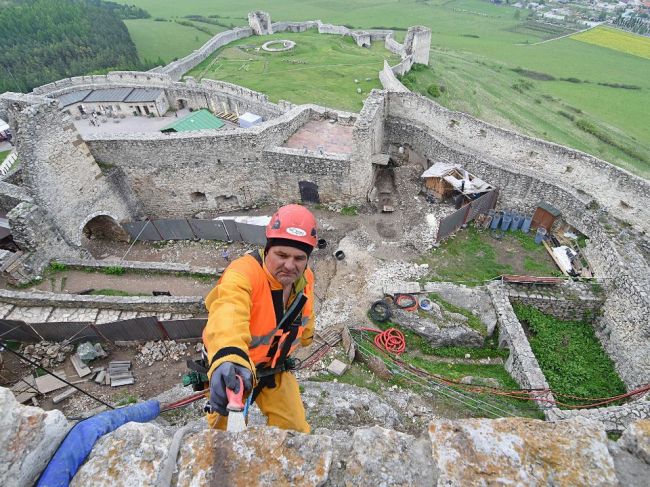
[[202, 204, 317, 433]]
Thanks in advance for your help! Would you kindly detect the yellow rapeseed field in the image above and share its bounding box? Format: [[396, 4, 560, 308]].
[[572, 26, 650, 60]]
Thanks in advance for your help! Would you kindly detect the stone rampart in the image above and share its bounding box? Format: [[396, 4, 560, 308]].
[[384, 33, 405, 56], [0, 181, 32, 213], [0, 288, 204, 313], [379, 61, 409, 92], [248, 11, 273, 36], [351, 91, 386, 198], [391, 54, 415, 76], [272, 20, 321, 33], [160, 27, 253, 81]]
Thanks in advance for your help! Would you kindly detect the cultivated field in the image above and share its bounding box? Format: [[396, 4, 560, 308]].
[[572, 26, 650, 60], [114, 0, 650, 177], [187, 32, 401, 111]]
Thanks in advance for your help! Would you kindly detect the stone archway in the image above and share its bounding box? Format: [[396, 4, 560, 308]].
[[80, 213, 130, 243]]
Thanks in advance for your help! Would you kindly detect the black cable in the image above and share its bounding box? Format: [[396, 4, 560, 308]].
[[0, 339, 115, 410]]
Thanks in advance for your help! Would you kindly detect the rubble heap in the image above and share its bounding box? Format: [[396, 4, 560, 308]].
[[20, 341, 74, 368], [136, 340, 190, 366]]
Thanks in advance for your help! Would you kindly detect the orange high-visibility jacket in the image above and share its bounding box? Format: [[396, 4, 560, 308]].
[[202, 252, 315, 380]]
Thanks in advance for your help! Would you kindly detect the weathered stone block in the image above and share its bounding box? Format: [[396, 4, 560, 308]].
[[176, 427, 332, 486], [428, 417, 617, 486], [70, 422, 171, 486], [0, 387, 70, 487]]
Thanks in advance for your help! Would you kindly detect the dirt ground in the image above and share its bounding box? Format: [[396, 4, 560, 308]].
[[32, 270, 216, 297]]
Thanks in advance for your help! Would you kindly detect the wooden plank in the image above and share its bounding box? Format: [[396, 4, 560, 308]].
[[12, 375, 38, 403], [543, 240, 570, 277], [111, 377, 135, 387]]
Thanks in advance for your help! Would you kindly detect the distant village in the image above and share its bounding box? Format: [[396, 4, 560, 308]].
[[496, 0, 650, 35]]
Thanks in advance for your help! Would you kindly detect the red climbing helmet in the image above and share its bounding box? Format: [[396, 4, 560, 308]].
[[266, 204, 318, 249]]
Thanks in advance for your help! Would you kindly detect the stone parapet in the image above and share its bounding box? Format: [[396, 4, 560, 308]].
[[4, 384, 648, 487], [0, 289, 203, 313]]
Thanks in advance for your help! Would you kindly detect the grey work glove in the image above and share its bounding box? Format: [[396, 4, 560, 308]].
[[209, 362, 253, 416]]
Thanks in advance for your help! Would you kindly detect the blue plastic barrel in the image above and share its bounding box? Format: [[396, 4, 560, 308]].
[[490, 211, 501, 230], [501, 213, 512, 231], [534, 226, 547, 244], [511, 214, 522, 231], [521, 216, 532, 233]]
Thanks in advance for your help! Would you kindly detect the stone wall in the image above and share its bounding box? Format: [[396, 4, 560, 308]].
[[83, 106, 366, 216], [379, 61, 409, 92], [403, 26, 432, 65], [547, 400, 650, 433], [0, 180, 32, 213], [160, 27, 254, 81], [505, 281, 604, 322], [272, 21, 321, 33], [0, 93, 136, 247], [384, 32, 404, 56], [262, 147, 355, 203], [487, 282, 553, 405], [384, 91, 650, 232]]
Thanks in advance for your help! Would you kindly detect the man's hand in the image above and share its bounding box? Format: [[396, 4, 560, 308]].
[[208, 362, 253, 415]]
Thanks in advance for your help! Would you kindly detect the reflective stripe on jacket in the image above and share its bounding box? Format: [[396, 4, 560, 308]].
[[202, 252, 315, 380]]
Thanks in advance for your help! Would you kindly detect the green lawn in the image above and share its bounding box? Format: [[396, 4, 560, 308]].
[[114, 0, 650, 176], [513, 304, 626, 408], [420, 225, 560, 285], [187, 31, 400, 111], [0, 151, 9, 164]]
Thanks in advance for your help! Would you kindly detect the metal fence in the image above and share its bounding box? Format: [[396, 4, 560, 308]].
[[436, 189, 498, 242], [0, 317, 206, 344], [122, 217, 266, 244]]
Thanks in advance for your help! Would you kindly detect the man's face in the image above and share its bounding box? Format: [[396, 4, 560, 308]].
[[265, 245, 308, 286]]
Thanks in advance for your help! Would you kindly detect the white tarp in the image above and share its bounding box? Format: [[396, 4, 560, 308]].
[[0, 119, 10, 132], [239, 112, 263, 128], [421, 162, 459, 178]]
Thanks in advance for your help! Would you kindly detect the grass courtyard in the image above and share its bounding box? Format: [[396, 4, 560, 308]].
[[420, 224, 561, 285], [187, 31, 401, 111]]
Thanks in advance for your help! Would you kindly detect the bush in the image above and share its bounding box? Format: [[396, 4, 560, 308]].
[[103, 265, 125, 276], [427, 84, 441, 97], [341, 206, 358, 216], [48, 261, 67, 272]]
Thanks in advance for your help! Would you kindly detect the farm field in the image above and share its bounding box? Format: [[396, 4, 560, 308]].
[[187, 32, 401, 111], [114, 0, 650, 177], [572, 26, 650, 60]]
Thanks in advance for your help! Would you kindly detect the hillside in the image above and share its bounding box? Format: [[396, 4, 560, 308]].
[[0, 0, 144, 93]]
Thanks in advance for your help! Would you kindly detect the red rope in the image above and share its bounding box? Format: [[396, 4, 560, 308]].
[[359, 327, 406, 355], [354, 328, 650, 409]]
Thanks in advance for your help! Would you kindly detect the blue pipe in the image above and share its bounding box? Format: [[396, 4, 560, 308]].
[[37, 400, 160, 487]]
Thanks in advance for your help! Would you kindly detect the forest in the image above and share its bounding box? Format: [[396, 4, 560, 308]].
[[0, 0, 148, 93]]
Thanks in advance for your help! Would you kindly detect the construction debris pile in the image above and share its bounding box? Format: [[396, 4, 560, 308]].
[[136, 340, 190, 366], [20, 341, 74, 368]]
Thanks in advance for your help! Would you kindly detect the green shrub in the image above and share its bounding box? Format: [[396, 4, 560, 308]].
[[103, 266, 125, 276], [341, 206, 358, 216], [48, 261, 67, 272], [427, 83, 441, 97]]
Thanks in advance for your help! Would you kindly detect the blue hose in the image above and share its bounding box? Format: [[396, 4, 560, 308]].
[[36, 400, 160, 487]]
